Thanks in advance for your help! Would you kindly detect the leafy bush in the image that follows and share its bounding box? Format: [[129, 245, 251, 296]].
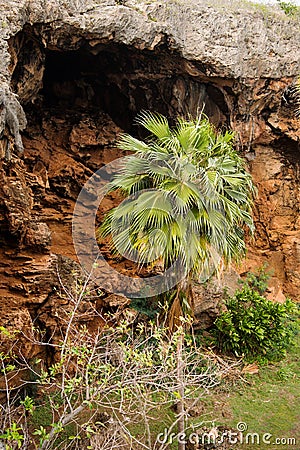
[[212, 285, 298, 361]]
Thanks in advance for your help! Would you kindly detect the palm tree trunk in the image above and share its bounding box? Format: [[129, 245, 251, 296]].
[[167, 278, 195, 450]]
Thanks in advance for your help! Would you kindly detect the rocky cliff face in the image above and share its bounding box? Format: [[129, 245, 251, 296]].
[[0, 0, 299, 348]]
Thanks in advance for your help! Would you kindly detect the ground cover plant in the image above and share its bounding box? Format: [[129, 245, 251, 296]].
[[189, 331, 300, 450]]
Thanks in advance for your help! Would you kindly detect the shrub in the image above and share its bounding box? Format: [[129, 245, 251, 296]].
[[212, 285, 298, 361], [130, 296, 161, 319]]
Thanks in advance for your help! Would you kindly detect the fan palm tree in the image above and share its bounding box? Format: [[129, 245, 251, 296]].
[[98, 112, 255, 450], [98, 111, 255, 327]]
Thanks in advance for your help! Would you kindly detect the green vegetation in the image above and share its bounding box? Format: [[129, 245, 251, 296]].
[[98, 111, 255, 449], [276, 0, 299, 15], [0, 422, 24, 449], [193, 332, 300, 449], [212, 286, 298, 362], [3, 108, 299, 449], [1, 274, 299, 449], [211, 0, 300, 19], [241, 263, 270, 294], [0, 315, 229, 450], [211, 268, 299, 362], [130, 296, 161, 318]]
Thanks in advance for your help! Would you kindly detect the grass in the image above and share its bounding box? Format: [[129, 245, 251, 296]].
[[205, 0, 300, 21], [30, 395, 79, 448], [227, 336, 300, 449], [187, 331, 300, 449]]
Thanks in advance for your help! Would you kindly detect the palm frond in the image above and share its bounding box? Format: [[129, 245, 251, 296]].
[[136, 111, 171, 140], [117, 134, 150, 153]]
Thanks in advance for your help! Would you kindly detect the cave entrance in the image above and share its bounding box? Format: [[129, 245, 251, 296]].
[[41, 43, 230, 133], [3, 25, 234, 281], [9, 25, 231, 135], [42, 45, 138, 132]]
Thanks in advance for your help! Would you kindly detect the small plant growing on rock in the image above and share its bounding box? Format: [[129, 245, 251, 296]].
[[240, 263, 270, 295], [277, 0, 299, 15]]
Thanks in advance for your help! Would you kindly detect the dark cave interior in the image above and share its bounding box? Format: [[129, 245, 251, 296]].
[[9, 26, 230, 134]]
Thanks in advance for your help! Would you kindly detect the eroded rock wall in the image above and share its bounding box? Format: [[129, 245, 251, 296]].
[[0, 0, 299, 346]]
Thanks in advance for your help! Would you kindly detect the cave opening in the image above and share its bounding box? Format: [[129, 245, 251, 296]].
[[41, 44, 231, 134], [42, 45, 142, 132], [9, 26, 231, 136], [4, 26, 235, 203]]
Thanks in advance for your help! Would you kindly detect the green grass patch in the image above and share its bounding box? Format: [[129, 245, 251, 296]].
[[191, 332, 300, 449]]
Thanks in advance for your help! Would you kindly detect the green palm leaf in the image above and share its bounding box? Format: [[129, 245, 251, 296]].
[[136, 111, 171, 140]]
